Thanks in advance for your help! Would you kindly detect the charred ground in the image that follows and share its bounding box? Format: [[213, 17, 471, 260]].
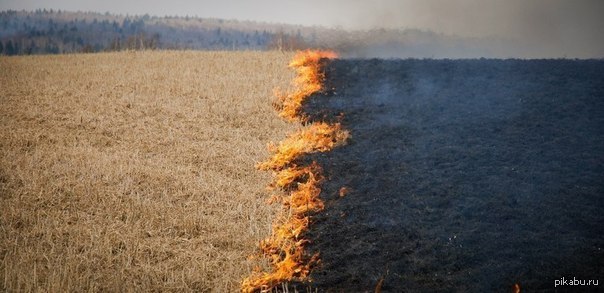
[[299, 59, 604, 291]]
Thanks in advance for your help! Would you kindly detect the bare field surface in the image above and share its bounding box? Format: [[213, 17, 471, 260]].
[[0, 51, 295, 292], [305, 59, 604, 291]]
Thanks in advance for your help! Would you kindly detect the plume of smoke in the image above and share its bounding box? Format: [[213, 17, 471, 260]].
[[320, 0, 604, 58]]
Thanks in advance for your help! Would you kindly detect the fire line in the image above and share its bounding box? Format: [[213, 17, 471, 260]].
[[241, 50, 348, 292]]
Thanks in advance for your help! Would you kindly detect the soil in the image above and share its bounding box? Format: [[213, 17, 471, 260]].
[[297, 59, 604, 292]]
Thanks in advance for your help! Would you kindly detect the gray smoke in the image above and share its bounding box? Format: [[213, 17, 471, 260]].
[[325, 0, 604, 58]]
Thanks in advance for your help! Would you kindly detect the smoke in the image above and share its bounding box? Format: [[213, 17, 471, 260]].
[[325, 0, 604, 58]]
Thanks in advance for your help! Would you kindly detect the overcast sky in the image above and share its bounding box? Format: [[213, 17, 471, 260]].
[[1, 0, 603, 55]]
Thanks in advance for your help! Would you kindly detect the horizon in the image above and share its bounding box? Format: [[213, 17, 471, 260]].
[[1, 1, 602, 36], [1, 0, 603, 58]]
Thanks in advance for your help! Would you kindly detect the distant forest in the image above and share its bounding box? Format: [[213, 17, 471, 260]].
[[0, 9, 319, 55], [2, 9, 575, 58]]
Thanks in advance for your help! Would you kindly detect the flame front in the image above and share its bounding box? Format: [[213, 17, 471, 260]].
[[257, 122, 349, 171], [275, 50, 338, 122], [242, 50, 347, 292]]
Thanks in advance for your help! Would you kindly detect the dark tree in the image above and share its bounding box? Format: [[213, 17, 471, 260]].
[[5, 40, 15, 55], [25, 40, 35, 55], [81, 44, 94, 53]]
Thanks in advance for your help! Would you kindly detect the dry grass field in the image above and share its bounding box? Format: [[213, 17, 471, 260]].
[[0, 50, 296, 292]]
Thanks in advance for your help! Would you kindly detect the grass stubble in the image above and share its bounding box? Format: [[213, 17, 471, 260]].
[[0, 50, 297, 292]]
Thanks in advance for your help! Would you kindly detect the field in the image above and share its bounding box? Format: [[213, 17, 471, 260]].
[[304, 59, 604, 291], [0, 51, 296, 292], [2, 51, 604, 292]]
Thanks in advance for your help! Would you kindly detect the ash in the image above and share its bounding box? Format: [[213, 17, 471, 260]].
[[298, 59, 604, 292]]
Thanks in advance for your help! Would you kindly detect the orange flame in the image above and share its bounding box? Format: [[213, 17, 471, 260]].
[[275, 50, 338, 122], [257, 122, 349, 171], [272, 165, 312, 190], [339, 186, 349, 197], [242, 166, 323, 292], [242, 50, 347, 293]]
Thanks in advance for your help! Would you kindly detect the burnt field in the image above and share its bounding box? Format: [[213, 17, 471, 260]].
[[302, 59, 604, 291]]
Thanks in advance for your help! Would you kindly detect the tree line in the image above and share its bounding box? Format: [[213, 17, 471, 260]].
[[0, 9, 311, 55], [1, 9, 520, 58]]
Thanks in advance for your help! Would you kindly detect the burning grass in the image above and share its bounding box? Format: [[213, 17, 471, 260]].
[[242, 50, 348, 292], [274, 50, 338, 122], [257, 122, 349, 171]]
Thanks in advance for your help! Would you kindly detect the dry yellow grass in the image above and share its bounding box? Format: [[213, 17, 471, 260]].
[[0, 50, 296, 292]]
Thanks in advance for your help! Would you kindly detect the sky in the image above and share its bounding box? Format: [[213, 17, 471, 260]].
[[1, 0, 603, 56]]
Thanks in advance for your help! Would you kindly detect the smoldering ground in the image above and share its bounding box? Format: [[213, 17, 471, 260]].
[[292, 58, 604, 291]]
